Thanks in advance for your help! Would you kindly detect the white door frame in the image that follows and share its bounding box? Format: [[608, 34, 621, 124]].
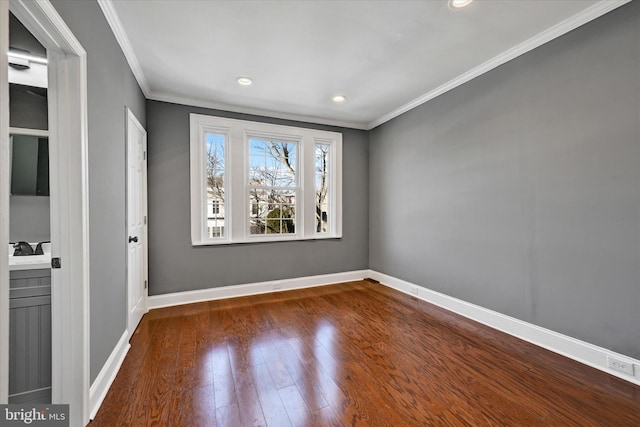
[[126, 107, 148, 340], [2, 1, 90, 425], [0, 0, 11, 405]]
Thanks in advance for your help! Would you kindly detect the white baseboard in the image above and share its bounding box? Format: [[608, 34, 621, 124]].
[[367, 270, 640, 386], [147, 270, 369, 309], [89, 330, 131, 420]]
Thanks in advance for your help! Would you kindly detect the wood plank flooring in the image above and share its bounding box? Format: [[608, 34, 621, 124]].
[[89, 280, 640, 426]]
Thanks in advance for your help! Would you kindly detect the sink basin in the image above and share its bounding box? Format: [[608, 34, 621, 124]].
[[8, 242, 51, 271], [11, 254, 51, 264]]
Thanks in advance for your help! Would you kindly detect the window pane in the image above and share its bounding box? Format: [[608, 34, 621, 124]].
[[249, 189, 296, 235], [248, 137, 297, 236], [206, 132, 225, 238], [315, 144, 329, 233], [248, 138, 296, 187]]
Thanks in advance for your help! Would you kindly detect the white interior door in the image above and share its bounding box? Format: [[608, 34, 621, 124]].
[[126, 108, 147, 337]]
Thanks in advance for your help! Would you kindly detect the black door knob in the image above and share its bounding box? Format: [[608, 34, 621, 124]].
[[128, 236, 138, 243]]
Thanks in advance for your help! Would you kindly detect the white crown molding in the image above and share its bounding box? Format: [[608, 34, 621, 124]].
[[148, 91, 368, 130], [97, 0, 629, 131], [89, 330, 130, 420], [367, 270, 640, 387], [367, 0, 633, 130], [94, 0, 367, 129], [97, 0, 150, 97]]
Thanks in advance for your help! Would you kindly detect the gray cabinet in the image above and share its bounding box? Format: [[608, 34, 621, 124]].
[[9, 269, 51, 404]]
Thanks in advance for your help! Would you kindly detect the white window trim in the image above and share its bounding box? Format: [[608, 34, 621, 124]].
[[190, 114, 342, 245]]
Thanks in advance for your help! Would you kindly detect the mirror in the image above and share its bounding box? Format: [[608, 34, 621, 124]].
[[10, 131, 49, 196]]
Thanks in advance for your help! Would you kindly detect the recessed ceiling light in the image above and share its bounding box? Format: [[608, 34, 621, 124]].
[[449, 0, 473, 9], [236, 76, 253, 86], [332, 95, 346, 103]]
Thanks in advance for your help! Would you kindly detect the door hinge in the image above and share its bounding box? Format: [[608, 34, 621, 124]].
[[144, 215, 147, 225], [143, 151, 146, 160], [144, 280, 148, 289], [51, 257, 61, 269]]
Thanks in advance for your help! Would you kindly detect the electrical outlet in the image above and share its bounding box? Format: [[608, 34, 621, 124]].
[[607, 357, 634, 376], [410, 286, 419, 295]]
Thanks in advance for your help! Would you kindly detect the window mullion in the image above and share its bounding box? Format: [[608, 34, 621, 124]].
[[332, 138, 342, 237], [229, 127, 245, 241], [201, 127, 209, 241], [302, 134, 316, 239]]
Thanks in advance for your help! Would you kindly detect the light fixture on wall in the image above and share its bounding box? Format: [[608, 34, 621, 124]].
[[332, 94, 346, 103], [8, 49, 48, 65], [449, 0, 474, 9], [8, 49, 49, 70], [8, 55, 30, 70], [236, 76, 253, 86]]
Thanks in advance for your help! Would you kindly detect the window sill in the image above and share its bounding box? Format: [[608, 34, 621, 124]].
[[192, 234, 342, 246]]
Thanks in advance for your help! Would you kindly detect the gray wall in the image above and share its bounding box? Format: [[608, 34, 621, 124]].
[[146, 100, 369, 295], [51, 0, 146, 382], [9, 197, 50, 243], [369, 2, 640, 358]]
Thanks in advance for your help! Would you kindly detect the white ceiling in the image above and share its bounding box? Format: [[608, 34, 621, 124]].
[[102, 0, 627, 129]]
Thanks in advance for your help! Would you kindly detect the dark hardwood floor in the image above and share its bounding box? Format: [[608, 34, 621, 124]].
[[89, 280, 640, 426]]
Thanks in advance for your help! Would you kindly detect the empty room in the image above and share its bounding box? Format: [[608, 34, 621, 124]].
[[1, 0, 639, 426]]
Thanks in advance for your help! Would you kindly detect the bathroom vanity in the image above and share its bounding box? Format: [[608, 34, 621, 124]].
[[8, 244, 51, 403]]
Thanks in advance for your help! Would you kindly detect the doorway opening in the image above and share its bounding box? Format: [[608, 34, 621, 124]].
[[7, 13, 51, 404], [1, 1, 89, 425]]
